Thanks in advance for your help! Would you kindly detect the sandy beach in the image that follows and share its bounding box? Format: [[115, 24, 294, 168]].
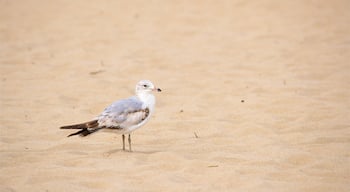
[[1, 0, 349, 191]]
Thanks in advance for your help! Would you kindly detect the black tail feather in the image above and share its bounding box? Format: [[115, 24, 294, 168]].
[[60, 124, 87, 129], [60, 120, 99, 129], [66, 128, 102, 137], [67, 128, 91, 137], [60, 120, 101, 137]]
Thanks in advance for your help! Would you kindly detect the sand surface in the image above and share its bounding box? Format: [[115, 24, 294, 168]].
[[1, 0, 350, 191]]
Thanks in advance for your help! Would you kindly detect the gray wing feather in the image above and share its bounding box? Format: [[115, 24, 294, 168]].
[[118, 108, 149, 128], [97, 96, 146, 128]]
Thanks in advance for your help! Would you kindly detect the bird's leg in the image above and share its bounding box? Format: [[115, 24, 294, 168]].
[[122, 134, 125, 151], [128, 134, 132, 152]]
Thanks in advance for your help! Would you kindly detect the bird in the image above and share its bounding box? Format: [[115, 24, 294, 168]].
[[60, 80, 161, 151]]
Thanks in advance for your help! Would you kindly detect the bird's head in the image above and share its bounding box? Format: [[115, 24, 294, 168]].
[[135, 80, 161, 95]]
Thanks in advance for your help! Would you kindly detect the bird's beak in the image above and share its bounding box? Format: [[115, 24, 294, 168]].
[[153, 87, 162, 92]]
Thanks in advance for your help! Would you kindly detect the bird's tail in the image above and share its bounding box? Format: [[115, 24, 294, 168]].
[[60, 120, 101, 137]]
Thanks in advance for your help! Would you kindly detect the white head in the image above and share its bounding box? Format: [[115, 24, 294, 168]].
[[135, 80, 161, 95]]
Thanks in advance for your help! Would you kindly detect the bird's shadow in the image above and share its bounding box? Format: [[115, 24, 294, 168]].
[[103, 148, 161, 157]]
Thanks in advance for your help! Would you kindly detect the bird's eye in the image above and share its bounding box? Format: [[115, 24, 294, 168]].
[[143, 84, 148, 88]]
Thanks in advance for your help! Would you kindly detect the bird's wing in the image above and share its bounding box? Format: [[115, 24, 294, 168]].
[[97, 96, 149, 128]]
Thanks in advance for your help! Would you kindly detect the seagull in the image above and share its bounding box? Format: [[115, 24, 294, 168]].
[[60, 80, 161, 151]]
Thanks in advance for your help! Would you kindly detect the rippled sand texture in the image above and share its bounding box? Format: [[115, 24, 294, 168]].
[[1, 0, 349, 191]]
